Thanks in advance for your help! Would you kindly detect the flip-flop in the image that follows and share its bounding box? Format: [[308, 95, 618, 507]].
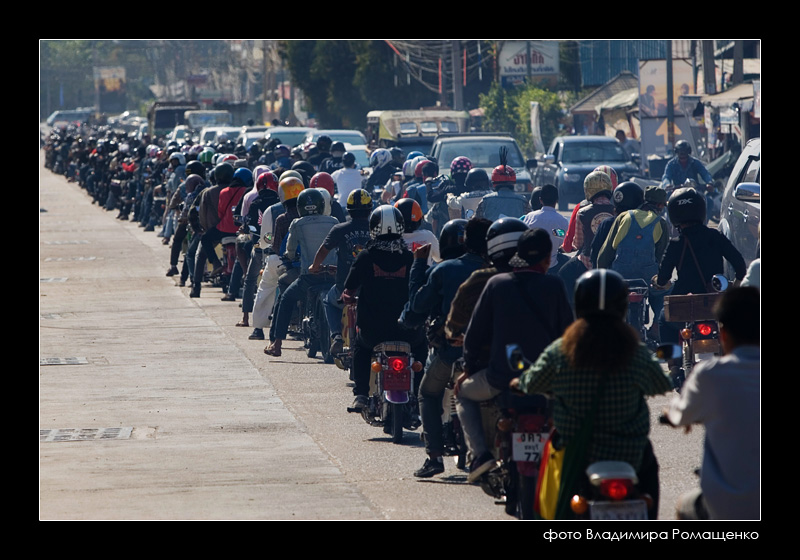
[[235, 321, 249, 327], [264, 346, 281, 357]]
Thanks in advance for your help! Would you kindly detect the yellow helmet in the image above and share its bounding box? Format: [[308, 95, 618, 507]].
[[583, 170, 613, 201], [278, 176, 305, 203]]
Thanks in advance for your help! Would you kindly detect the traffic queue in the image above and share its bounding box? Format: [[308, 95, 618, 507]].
[[41, 121, 760, 522]]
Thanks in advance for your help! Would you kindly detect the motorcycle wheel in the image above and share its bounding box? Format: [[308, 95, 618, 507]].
[[391, 402, 404, 444], [316, 297, 333, 364], [682, 339, 694, 378], [516, 472, 537, 520]]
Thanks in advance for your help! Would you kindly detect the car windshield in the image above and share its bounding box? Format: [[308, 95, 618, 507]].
[[436, 139, 526, 169], [560, 141, 630, 164], [267, 130, 309, 148]]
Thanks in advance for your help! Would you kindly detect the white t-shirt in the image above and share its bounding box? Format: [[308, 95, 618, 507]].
[[332, 167, 363, 204], [402, 229, 440, 265]]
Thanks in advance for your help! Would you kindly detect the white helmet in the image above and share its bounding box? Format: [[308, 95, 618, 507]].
[[369, 205, 405, 239]]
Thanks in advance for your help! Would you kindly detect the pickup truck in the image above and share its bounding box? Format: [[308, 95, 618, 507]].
[[428, 133, 537, 192], [531, 135, 639, 209]]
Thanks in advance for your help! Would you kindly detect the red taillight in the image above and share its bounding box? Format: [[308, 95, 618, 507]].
[[390, 357, 406, 372], [599, 479, 633, 500], [696, 322, 715, 337]]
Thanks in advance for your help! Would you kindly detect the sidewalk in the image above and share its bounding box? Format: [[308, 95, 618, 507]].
[[39, 166, 378, 520]]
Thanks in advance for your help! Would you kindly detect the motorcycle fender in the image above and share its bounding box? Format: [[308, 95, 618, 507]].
[[384, 390, 410, 404]]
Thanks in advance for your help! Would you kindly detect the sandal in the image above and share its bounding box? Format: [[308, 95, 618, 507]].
[[264, 345, 281, 357], [235, 321, 249, 327]]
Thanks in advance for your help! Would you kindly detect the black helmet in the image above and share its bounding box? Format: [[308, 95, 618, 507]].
[[316, 135, 333, 151], [612, 181, 644, 212], [667, 187, 706, 226], [675, 139, 692, 156], [297, 188, 326, 217], [394, 198, 423, 233], [214, 162, 235, 185], [346, 189, 373, 213], [439, 219, 468, 260], [292, 160, 316, 181], [185, 160, 205, 178], [342, 152, 356, 167], [369, 205, 405, 239], [465, 167, 490, 191], [485, 217, 529, 270], [574, 269, 628, 320], [331, 141, 346, 155]]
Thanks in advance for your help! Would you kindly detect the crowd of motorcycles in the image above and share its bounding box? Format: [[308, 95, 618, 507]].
[[41, 122, 729, 522]]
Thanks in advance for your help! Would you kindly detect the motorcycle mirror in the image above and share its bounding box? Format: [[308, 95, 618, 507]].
[[505, 344, 529, 372], [655, 344, 682, 361], [711, 274, 729, 292]]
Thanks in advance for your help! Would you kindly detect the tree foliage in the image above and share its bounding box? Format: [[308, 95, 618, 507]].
[[281, 40, 442, 130], [479, 81, 569, 157]]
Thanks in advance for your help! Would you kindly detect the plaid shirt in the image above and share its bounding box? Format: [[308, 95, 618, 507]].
[[517, 339, 672, 470]]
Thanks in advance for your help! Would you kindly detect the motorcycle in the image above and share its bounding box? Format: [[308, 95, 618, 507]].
[[624, 278, 658, 350], [567, 461, 652, 520], [506, 345, 652, 520], [662, 274, 730, 390], [467, 345, 552, 519], [302, 266, 336, 363], [347, 340, 423, 444], [333, 297, 357, 381]]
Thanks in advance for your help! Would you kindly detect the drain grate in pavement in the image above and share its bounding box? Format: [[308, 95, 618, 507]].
[[40, 278, 68, 283], [44, 256, 98, 262], [40, 357, 89, 366], [43, 240, 90, 245], [40, 427, 133, 442]]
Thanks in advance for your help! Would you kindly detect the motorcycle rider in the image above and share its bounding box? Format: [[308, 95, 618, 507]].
[[511, 268, 673, 519], [236, 171, 281, 328], [521, 184, 569, 275], [189, 161, 235, 298], [475, 147, 531, 222], [407, 218, 491, 478], [447, 167, 493, 220], [395, 198, 440, 265], [664, 286, 760, 520], [342, 205, 427, 412], [652, 187, 746, 386], [264, 188, 338, 357], [425, 156, 473, 237], [558, 170, 615, 308], [562, 165, 618, 254], [661, 140, 712, 191], [457, 228, 573, 482], [309, 188, 373, 356], [331, 152, 362, 207], [597, 183, 669, 336]]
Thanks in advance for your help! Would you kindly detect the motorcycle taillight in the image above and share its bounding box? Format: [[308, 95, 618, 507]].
[[695, 322, 716, 337], [599, 479, 634, 501], [389, 357, 407, 372]]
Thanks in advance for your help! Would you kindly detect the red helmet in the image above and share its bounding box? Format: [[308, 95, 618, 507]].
[[310, 172, 335, 196], [256, 171, 279, 192], [491, 146, 516, 187]]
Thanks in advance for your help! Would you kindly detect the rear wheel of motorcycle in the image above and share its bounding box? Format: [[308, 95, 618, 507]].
[[516, 472, 537, 520], [391, 402, 404, 444], [316, 298, 333, 364]]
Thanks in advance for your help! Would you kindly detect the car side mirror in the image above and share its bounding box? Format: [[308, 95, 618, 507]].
[[734, 182, 760, 203]]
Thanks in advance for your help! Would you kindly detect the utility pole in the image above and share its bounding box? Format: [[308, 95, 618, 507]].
[[702, 40, 716, 95], [451, 40, 463, 111]]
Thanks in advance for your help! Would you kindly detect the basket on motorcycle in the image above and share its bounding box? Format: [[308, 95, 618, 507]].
[[664, 293, 721, 322], [624, 278, 649, 303]]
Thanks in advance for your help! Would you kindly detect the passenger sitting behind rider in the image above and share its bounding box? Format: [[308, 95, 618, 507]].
[[457, 228, 573, 483], [510, 269, 673, 519]]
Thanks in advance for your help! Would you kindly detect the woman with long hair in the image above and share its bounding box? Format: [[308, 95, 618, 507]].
[[511, 269, 672, 518]]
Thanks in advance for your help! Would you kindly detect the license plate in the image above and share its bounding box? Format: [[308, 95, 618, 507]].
[[512, 432, 547, 463], [589, 500, 648, 520]]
